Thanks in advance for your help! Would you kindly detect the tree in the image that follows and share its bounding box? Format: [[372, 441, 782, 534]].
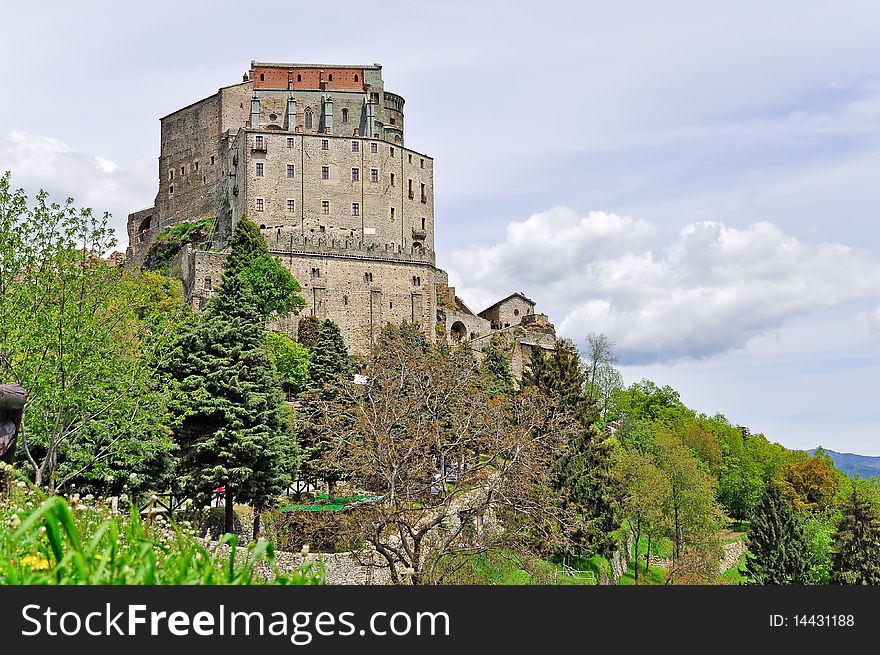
[[308, 319, 351, 387], [744, 481, 810, 585], [479, 336, 513, 397], [776, 453, 840, 512], [830, 489, 880, 585], [655, 433, 724, 567], [584, 332, 621, 416], [264, 331, 310, 395], [297, 316, 320, 349], [315, 323, 574, 584], [615, 448, 670, 583], [221, 217, 304, 321], [0, 173, 180, 491], [165, 276, 292, 534]]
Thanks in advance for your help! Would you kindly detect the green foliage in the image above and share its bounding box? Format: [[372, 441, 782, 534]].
[[297, 315, 321, 349], [0, 173, 184, 492], [238, 254, 306, 321], [479, 338, 513, 397], [222, 217, 268, 278], [830, 489, 880, 584], [264, 331, 310, 395], [0, 485, 320, 585], [164, 277, 294, 517], [308, 320, 352, 388], [744, 481, 810, 584], [143, 217, 215, 274]]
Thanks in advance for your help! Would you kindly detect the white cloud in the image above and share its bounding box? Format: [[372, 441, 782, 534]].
[[0, 131, 154, 248], [445, 208, 880, 364]]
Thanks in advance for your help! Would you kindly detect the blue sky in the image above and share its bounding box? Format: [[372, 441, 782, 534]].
[[2, 0, 880, 452]]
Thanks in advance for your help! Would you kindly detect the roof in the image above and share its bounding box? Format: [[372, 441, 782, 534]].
[[479, 292, 536, 316], [252, 61, 382, 70]]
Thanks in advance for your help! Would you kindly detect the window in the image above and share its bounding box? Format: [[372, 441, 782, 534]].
[[370, 168, 378, 183], [342, 108, 349, 123], [311, 267, 320, 278], [412, 276, 421, 287], [321, 200, 329, 214], [408, 154, 412, 163], [514, 308, 520, 316], [390, 207, 395, 220], [352, 202, 360, 216], [351, 167, 359, 182], [321, 166, 329, 180], [169, 169, 174, 181], [211, 155, 215, 165], [205, 277, 212, 290], [421, 183, 426, 203], [420, 158, 424, 168], [259, 73, 265, 81], [351, 141, 359, 152], [181, 165, 186, 175], [408, 179, 413, 199], [343, 295, 348, 306], [169, 185, 174, 195], [321, 139, 329, 150], [390, 146, 395, 157], [319, 225, 326, 233], [255, 198, 264, 211], [194, 161, 199, 172], [255, 162, 264, 177], [364, 272, 373, 283], [328, 73, 333, 81], [391, 173, 395, 186], [305, 107, 313, 129], [287, 137, 295, 148], [202, 176, 206, 184], [354, 74, 359, 82], [421, 217, 426, 230], [254, 135, 264, 149], [287, 199, 295, 212], [287, 164, 295, 178], [297, 73, 302, 82], [371, 142, 378, 153], [390, 117, 396, 125]]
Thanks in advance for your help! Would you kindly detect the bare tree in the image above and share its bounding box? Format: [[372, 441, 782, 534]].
[[584, 332, 621, 416], [313, 323, 575, 584]]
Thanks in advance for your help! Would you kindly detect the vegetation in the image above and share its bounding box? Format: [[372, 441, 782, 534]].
[[744, 481, 809, 584], [144, 217, 215, 274]]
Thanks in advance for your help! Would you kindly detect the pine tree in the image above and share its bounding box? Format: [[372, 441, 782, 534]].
[[222, 217, 268, 278], [830, 490, 880, 585], [744, 481, 810, 584], [165, 277, 292, 534], [479, 338, 513, 397], [297, 319, 352, 498], [522, 339, 618, 557], [297, 315, 321, 349], [308, 319, 352, 387]]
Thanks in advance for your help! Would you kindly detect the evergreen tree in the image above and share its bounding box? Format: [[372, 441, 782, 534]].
[[297, 315, 320, 349], [165, 277, 292, 534], [479, 338, 513, 397], [297, 319, 351, 498], [522, 339, 618, 557], [222, 217, 268, 278], [744, 481, 810, 584], [830, 490, 880, 585], [308, 320, 352, 387]]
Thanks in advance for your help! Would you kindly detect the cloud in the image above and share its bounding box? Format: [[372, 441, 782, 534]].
[[0, 131, 154, 248], [445, 208, 880, 364]]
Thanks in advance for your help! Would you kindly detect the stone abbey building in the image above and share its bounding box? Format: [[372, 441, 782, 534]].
[[127, 60, 556, 373]]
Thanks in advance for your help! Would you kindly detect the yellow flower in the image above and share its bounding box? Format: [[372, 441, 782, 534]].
[[19, 555, 51, 571]]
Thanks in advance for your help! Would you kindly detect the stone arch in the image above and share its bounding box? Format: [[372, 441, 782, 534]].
[[450, 321, 466, 343]]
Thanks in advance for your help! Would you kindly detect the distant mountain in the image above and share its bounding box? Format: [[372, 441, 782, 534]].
[[808, 449, 880, 479]]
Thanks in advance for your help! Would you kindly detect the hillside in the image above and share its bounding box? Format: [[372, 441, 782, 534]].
[[808, 448, 880, 479]]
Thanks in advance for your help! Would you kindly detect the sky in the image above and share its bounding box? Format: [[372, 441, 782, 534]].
[[2, 0, 879, 453]]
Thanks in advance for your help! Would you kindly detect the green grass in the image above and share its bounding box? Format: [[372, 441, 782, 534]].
[[0, 474, 322, 585], [442, 550, 599, 585], [619, 561, 667, 585], [718, 552, 748, 585]]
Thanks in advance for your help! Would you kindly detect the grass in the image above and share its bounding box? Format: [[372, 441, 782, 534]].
[[442, 550, 600, 585], [718, 551, 748, 585], [144, 217, 215, 274], [0, 471, 322, 585]]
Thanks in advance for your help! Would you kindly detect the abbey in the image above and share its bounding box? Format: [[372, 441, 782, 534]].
[[126, 60, 556, 371]]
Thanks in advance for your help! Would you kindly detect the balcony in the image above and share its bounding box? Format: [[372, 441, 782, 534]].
[[252, 138, 267, 152]]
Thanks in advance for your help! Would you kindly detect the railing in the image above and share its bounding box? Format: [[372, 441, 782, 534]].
[[252, 138, 267, 152]]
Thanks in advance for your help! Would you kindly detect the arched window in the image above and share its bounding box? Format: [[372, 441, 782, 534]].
[[304, 107, 313, 129], [297, 73, 302, 82], [354, 74, 359, 82], [259, 73, 265, 81], [328, 73, 333, 81], [342, 108, 349, 123]]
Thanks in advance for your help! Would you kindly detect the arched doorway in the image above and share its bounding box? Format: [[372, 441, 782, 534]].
[[450, 321, 466, 343]]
